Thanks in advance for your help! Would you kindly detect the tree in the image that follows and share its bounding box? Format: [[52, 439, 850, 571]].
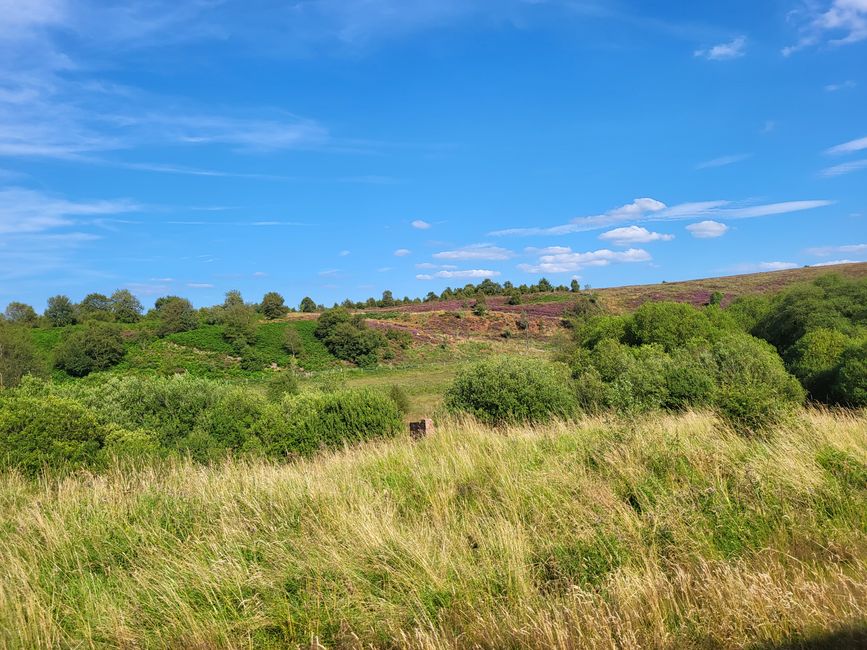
[[224, 290, 244, 309], [45, 295, 76, 327], [537, 278, 553, 292], [570, 279, 581, 293], [78, 293, 113, 320], [54, 322, 126, 377], [3, 302, 38, 327], [222, 304, 257, 348], [0, 323, 44, 388], [157, 297, 198, 336], [472, 294, 488, 316], [261, 292, 288, 320], [380, 290, 395, 307], [299, 296, 317, 313], [284, 326, 303, 357], [110, 289, 143, 323]]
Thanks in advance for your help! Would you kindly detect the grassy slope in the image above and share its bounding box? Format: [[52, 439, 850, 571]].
[[1, 410, 864, 648]]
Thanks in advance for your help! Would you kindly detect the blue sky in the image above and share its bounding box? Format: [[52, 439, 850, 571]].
[[1, 0, 865, 309]]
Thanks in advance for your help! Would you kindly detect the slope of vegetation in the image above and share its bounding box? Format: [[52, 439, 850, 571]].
[[0, 411, 864, 648]]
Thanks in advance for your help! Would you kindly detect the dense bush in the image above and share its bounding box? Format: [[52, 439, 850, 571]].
[[260, 292, 288, 320], [315, 308, 385, 367], [187, 388, 270, 458], [625, 301, 720, 351], [832, 341, 867, 406], [53, 322, 126, 377], [262, 389, 402, 457], [45, 295, 76, 327], [0, 324, 44, 388], [709, 334, 805, 434], [3, 302, 38, 327], [0, 395, 105, 476], [787, 328, 850, 401], [446, 356, 578, 425], [156, 297, 198, 336]]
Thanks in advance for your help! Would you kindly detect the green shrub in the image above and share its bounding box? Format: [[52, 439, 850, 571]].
[[77, 375, 223, 448], [103, 426, 160, 460], [572, 315, 628, 349], [709, 334, 805, 434], [445, 356, 578, 425], [261, 389, 402, 457], [267, 370, 299, 401], [0, 395, 105, 476], [316, 308, 386, 367], [663, 347, 716, 410], [788, 329, 850, 401], [0, 323, 45, 388], [191, 388, 270, 454], [53, 322, 126, 377], [388, 384, 410, 416], [832, 341, 867, 407], [156, 297, 198, 336], [626, 302, 717, 351]]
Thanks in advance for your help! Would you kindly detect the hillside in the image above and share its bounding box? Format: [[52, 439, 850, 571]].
[[1, 411, 864, 648]]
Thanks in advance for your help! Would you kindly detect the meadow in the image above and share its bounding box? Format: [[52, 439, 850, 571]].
[[1, 267, 866, 648], [0, 410, 864, 648]]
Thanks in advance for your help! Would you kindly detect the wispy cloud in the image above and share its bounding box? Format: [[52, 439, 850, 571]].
[[598, 226, 673, 245], [696, 153, 752, 169], [811, 259, 863, 266], [0, 186, 138, 234], [518, 247, 651, 274], [432, 243, 514, 261], [186, 282, 214, 289], [694, 35, 746, 60], [733, 261, 799, 273], [820, 159, 867, 177], [806, 242, 867, 256], [411, 219, 431, 229], [416, 268, 501, 280], [686, 220, 728, 238], [825, 135, 867, 155], [490, 197, 832, 237], [784, 0, 867, 55], [825, 80, 857, 92], [393, 248, 411, 257]]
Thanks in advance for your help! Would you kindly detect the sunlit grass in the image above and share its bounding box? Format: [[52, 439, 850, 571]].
[[0, 409, 864, 648]]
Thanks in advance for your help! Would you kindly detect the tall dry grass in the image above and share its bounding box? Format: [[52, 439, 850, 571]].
[[0, 409, 865, 648]]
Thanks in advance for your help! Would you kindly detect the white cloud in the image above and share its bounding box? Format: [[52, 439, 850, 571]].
[[598, 226, 673, 245], [377, 267, 393, 272], [820, 159, 867, 177], [759, 261, 799, 271], [411, 219, 431, 229], [694, 36, 746, 60], [811, 259, 863, 266], [518, 247, 651, 274], [393, 248, 411, 256], [416, 269, 501, 280], [187, 282, 214, 289], [0, 186, 138, 234], [490, 197, 831, 237], [825, 135, 867, 155], [784, 0, 867, 55], [696, 153, 752, 169], [415, 262, 457, 269], [318, 269, 339, 277], [825, 80, 857, 91], [686, 220, 729, 238], [433, 243, 514, 261], [339, 249, 350, 256], [806, 242, 867, 256]]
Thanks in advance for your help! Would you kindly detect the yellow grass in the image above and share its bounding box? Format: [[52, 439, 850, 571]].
[[0, 409, 865, 648]]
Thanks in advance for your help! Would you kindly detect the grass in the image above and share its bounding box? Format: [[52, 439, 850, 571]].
[[1, 409, 864, 648]]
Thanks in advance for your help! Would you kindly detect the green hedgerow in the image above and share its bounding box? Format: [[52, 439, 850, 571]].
[[0, 395, 105, 476], [445, 356, 578, 425]]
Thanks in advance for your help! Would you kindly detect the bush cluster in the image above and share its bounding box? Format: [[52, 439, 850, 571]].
[[445, 356, 578, 425], [1, 375, 402, 475], [315, 308, 386, 367]]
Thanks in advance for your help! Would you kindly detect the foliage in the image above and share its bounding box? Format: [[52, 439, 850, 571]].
[[472, 294, 488, 316], [110, 289, 143, 323], [445, 356, 578, 425], [3, 302, 38, 327], [156, 297, 199, 336], [45, 295, 76, 327], [261, 388, 402, 457], [77, 293, 113, 321], [261, 292, 288, 320], [267, 370, 299, 401], [283, 325, 303, 356], [388, 384, 410, 416], [299, 296, 317, 313], [53, 322, 126, 377], [832, 341, 867, 406], [0, 395, 105, 476], [0, 324, 45, 388], [787, 328, 850, 401], [625, 301, 719, 351], [221, 304, 257, 348], [709, 334, 805, 434], [315, 308, 385, 367]]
